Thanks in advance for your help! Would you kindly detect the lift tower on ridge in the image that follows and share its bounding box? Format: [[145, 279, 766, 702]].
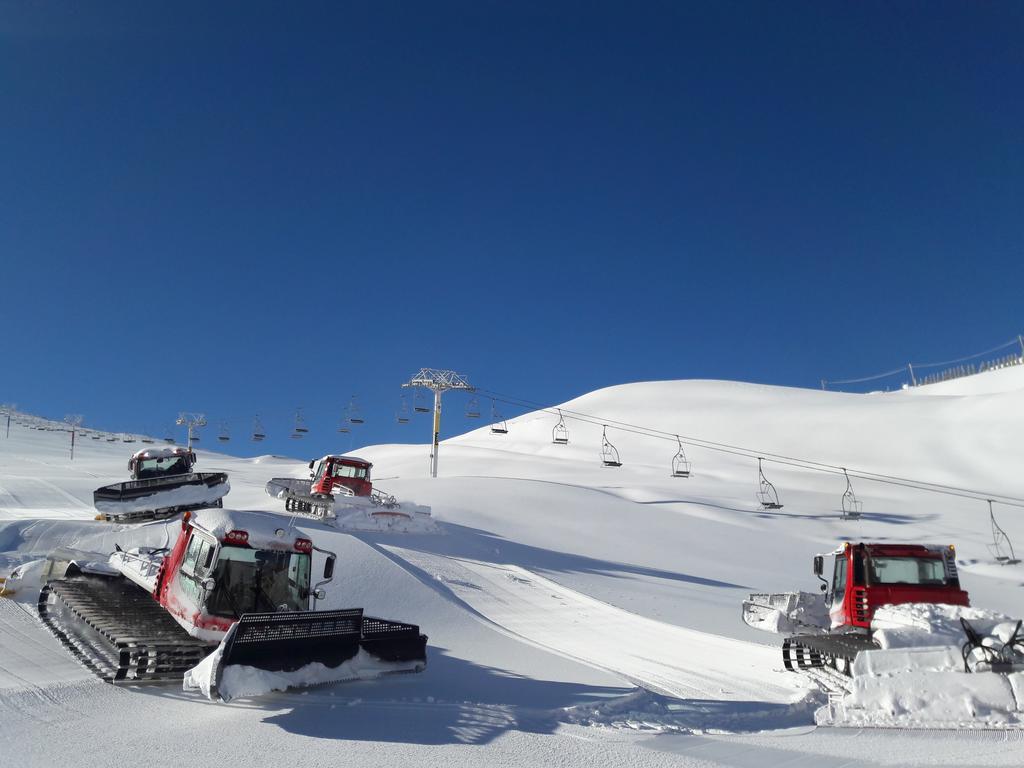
[[402, 368, 474, 478]]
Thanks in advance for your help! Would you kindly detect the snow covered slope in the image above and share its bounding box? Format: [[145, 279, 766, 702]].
[[2, 370, 1023, 766]]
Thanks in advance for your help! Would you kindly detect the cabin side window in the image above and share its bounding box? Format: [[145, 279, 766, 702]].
[[832, 557, 847, 604]]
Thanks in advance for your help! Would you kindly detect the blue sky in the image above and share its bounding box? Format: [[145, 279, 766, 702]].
[[1, 1, 1021, 457]]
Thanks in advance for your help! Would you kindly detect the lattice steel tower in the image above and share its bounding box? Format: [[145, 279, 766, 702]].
[[401, 369, 474, 478]]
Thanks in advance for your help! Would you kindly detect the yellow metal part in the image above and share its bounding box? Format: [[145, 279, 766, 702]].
[[0, 576, 13, 598]]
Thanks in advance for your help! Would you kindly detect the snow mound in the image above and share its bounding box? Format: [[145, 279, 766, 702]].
[[819, 603, 1024, 728], [821, 670, 1024, 729], [872, 603, 1015, 649]]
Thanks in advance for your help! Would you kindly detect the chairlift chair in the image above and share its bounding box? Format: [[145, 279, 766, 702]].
[[552, 410, 569, 445], [217, 421, 230, 443], [600, 426, 622, 467], [988, 500, 1020, 564], [251, 415, 266, 442], [396, 395, 411, 424], [466, 396, 481, 419], [347, 396, 365, 425], [841, 468, 863, 520], [490, 400, 508, 435], [413, 390, 431, 414], [756, 458, 783, 509], [671, 435, 691, 478], [123, 433, 136, 443], [292, 408, 308, 438]]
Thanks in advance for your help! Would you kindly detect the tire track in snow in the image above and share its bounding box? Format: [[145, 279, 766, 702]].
[[380, 544, 804, 704]]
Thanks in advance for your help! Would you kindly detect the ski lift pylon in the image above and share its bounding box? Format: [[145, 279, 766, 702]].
[[490, 399, 508, 435], [552, 410, 569, 445], [841, 468, 862, 520], [671, 435, 691, 477], [600, 426, 622, 467], [756, 458, 783, 509]]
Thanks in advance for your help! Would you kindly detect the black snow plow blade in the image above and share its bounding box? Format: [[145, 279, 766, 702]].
[[209, 608, 428, 700], [93, 472, 229, 522]]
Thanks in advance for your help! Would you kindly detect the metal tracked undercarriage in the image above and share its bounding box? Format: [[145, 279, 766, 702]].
[[38, 574, 430, 690], [38, 575, 212, 683], [269, 477, 400, 518], [782, 631, 879, 674]]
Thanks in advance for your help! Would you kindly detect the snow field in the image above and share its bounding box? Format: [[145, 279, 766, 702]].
[[2, 369, 1024, 765]]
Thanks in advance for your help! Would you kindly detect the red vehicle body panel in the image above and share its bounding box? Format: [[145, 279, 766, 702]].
[[828, 542, 969, 629], [153, 512, 305, 637], [310, 456, 373, 498]]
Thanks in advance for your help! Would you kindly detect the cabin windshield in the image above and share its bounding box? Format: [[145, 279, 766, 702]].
[[136, 455, 191, 478], [867, 556, 947, 586], [204, 546, 311, 617], [331, 462, 368, 479]]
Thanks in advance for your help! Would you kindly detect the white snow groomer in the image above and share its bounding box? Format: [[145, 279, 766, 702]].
[[266, 455, 431, 531], [93, 447, 229, 523], [38, 509, 427, 701]]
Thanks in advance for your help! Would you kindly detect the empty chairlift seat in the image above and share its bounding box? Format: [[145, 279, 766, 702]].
[[552, 410, 569, 445], [756, 458, 783, 509], [600, 426, 622, 467], [490, 400, 508, 435], [671, 436, 691, 477]]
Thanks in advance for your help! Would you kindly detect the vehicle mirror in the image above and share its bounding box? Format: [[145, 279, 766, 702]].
[[813, 555, 824, 577], [201, 577, 216, 591], [314, 588, 327, 601], [323, 555, 335, 580], [309, 460, 314, 469]]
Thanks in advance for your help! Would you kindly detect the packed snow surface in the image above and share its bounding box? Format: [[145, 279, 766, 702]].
[[3, 369, 1024, 766]]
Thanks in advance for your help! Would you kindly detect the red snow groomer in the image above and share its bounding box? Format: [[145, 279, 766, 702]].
[[743, 542, 969, 674], [93, 446, 229, 523], [267, 455, 401, 518], [38, 508, 427, 699]]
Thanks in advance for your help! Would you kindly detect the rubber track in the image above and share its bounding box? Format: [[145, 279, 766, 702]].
[[38, 576, 212, 683]]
